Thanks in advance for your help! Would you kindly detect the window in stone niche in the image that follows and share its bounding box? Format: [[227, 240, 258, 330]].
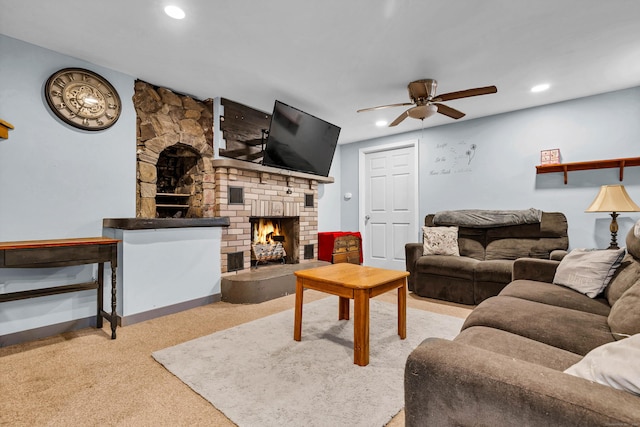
[[155, 144, 202, 218]]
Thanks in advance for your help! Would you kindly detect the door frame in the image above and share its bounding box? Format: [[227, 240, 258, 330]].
[[358, 139, 420, 266]]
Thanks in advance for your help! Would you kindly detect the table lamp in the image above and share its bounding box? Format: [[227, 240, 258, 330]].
[[585, 184, 640, 249]]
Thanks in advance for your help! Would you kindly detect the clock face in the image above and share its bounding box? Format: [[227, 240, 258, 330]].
[[45, 68, 121, 131]]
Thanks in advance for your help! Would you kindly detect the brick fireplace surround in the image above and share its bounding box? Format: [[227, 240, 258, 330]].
[[212, 158, 333, 273]]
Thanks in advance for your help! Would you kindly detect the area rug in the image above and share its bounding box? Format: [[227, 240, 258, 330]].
[[152, 297, 464, 427]]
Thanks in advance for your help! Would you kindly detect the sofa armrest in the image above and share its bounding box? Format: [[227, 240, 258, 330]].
[[405, 338, 640, 427], [550, 249, 568, 261], [405, 243, 423, 292], [512, 258, 560, 282]]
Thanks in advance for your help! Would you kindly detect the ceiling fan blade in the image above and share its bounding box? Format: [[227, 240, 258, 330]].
[[357, 102, 414, 113], [434, 85, 497, 102], [389, 109, 411, 127], [434, 103, 465, 119]]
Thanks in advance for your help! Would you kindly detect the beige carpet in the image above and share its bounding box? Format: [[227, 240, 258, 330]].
[[0, 289, 472, 426]]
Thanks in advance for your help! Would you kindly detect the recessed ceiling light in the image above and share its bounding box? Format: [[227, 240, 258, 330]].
[[164, 5, 185, 19], [375, 120, 388, 127], [531, 83, 550, 93]]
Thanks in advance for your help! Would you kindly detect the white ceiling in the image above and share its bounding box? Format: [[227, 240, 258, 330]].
[[2, 0, 640, 144]]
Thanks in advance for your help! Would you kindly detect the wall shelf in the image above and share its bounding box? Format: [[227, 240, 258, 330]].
[[536, 157, 640, 184], [0, 119, 14, 139]]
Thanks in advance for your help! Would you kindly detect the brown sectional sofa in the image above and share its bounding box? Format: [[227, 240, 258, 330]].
[[404, 227, 640, 426], [405, 211, 569, 304]]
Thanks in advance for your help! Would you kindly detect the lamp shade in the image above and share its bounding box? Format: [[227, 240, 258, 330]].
[[585, 185, 640, 213]]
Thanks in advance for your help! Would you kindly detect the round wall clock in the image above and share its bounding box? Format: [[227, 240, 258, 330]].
[[44, 67, 121, 131]]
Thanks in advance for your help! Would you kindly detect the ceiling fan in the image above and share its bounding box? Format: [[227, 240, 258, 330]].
[[357, 79, 497, 127]]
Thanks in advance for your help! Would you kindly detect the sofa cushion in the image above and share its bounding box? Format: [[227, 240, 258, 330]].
[[500, 280, 611, 316], [485, 238, 539, 260], [553, 248, 625, 298], [539, 211, 570, 237], [457, 233, 486, 260], [422, 226, 460, 256], [606, 253, 640, 307], [461, 295, 614, 355], [455, 326, 582, 371], [473, 259, 513, 283], [628, 221, 640, 259], [608, 279, 640, 340], [564, 333, 640, 396], [415, 255, 478, 280]]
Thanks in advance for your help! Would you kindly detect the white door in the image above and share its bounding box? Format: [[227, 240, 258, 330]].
[[360, 143, 418, 270]]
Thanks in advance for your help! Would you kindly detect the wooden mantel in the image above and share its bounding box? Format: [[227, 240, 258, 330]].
[[0, 119, 14, 139], [536, 157, 640, 184]]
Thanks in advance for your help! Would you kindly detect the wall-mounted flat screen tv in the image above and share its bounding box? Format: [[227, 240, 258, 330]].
[[262, 100, 340, 177]]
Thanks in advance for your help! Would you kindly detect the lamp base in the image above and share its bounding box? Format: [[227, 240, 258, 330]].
[[608, 212, 620, 250]]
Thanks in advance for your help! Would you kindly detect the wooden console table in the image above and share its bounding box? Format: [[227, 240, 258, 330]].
[[0, 237, 120, 339]]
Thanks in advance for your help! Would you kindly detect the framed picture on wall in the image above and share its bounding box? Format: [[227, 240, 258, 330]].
[[540, 148, 561, 165]]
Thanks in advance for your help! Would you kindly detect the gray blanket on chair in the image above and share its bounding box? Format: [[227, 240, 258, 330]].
[[433, 208, 542, 228]]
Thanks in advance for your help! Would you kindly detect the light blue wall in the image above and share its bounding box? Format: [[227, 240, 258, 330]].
[[339, 87, 640, 250], [0, 35, 136, 336], [0, 35, 136, 237], [318, 148, 341, 232]]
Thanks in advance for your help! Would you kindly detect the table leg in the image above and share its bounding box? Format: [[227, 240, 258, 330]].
[[353, 289, 370, 366], [338, 296, 350, 320], [294, 278, 304, 341], [398, 280, 407, 339], [110, 263, 117, 339], [97, 262, 104, 329]]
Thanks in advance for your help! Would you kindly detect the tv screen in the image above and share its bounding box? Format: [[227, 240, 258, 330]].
[[262, 100, 340, 177]]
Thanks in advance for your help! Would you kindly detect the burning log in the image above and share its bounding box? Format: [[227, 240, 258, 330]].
[[251, 218, 288, 266], [252, 242, 286, 262]]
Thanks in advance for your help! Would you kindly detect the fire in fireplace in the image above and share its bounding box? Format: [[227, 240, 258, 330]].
[[250, 217, 299, 266], [252, 218, 286, 264]]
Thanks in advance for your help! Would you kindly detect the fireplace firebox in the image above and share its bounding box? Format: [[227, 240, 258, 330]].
[[250, 216, 299, 267]]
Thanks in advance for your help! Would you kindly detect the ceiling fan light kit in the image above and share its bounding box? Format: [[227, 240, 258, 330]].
[[358, 78, 497, 127]]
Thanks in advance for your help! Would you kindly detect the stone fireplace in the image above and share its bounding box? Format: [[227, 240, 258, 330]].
[[133, 82, 333, 275]]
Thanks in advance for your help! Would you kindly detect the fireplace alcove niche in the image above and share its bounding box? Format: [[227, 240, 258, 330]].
[[155, 144, 203, 218]]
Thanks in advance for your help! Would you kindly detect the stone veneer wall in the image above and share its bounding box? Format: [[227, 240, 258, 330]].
[[133, 80, 215, 218], [214, 163, 319, 273]]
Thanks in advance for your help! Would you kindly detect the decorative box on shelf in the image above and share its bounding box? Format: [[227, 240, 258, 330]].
[[540, 148, 561, 165]]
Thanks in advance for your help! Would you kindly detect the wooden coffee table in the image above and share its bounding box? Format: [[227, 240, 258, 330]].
[[293, 263, 410, 366]]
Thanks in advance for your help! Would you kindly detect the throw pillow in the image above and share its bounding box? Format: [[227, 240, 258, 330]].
[[422, 226, 460, 256], [608, 279, 640, 340], [553, 248, 626, 298], [564, 333, 640, 396]]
